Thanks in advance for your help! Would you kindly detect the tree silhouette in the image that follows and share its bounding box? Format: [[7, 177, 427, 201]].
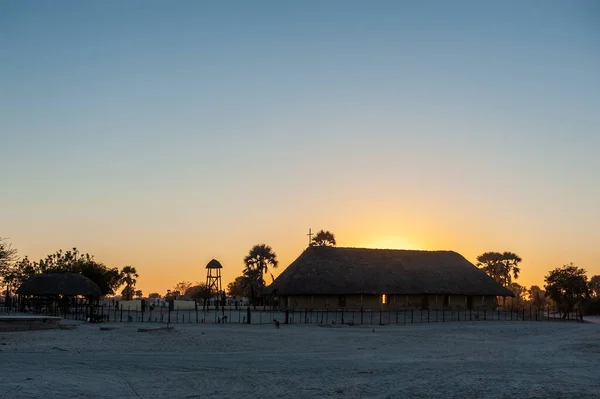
[[185, 283, 214, 302], [527, 285, 547, 308], [544, 263, 590, 318], [589, 275, 600, 298], [476, 252, 504, 284], [173, 281, 193, 296], [476, 251, 522, 287], [2, 247, 121, 297], [499, 252, 522, 286], [507, 282, 527, 308], [120, 266, 138, 300], [311, 230, 337, 247], [0, 238, 18, 302], [243, 244, 278, 305], [148, 292, 161, 299], [227, 276, 247, 297]]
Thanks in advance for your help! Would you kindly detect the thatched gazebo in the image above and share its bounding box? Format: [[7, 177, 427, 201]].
[[267, 246, 514, 310], [17, 273, 103, 317]]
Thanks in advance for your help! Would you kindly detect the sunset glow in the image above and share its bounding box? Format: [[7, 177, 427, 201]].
[[1, 2, 599, 296]]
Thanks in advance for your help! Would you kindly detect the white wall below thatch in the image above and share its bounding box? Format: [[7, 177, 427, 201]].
[[119, 300, 142, 311], [281, 294, 499, 310], [173, 300, 196, 310]]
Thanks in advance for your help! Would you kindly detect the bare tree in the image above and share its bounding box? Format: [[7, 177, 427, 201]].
[[173, 281, 193, 296]]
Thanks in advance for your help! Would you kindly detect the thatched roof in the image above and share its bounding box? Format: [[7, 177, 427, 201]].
[[17, 273, 103, 297], [268, 247, 514, 297], [206, 259, 223, 269]]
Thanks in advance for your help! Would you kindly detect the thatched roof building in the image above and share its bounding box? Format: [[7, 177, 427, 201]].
[[17, 273, 103, 297], [268, 247, 513, 310]]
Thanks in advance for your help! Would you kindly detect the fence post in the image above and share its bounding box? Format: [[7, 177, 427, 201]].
[[443, 307, 445, 322], [411, 309, 414, 324], [483, 308, 486, 321], [360, 308, 364, 325]]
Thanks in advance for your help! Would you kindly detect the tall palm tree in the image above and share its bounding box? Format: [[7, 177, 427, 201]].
[[243, 244, 278, 305], [311, 230, 337, 247], [244, 244, 278, 283], [500, 252, 522, 287], [120, 265, 138, 300]]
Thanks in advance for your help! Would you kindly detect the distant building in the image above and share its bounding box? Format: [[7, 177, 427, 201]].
[[267, 247, 513, 310]]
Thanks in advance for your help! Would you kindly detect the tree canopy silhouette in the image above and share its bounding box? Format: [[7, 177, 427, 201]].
[[311, 230, 337, 247], [589, 275, 600, 298], [227, 276, 247, 297], [544, 263, 590, 318], [3, 248, 121, 297], [476, 251, 522, 287], [0, 238, 18, 300]]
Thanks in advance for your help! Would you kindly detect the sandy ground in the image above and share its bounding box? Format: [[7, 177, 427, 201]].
[[0, 321, 599, 399]]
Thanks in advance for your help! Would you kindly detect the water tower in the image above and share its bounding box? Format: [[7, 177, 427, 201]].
[[205, 259, 223, 311]]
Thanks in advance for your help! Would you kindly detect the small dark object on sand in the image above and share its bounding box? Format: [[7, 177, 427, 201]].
[[59, 325, 78, 330], [137, 327, 176, 333], [52, 346, 68, 352], [273, 319, 280, 328]]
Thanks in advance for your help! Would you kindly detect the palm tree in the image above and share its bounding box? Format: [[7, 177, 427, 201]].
[[243, 244, 278, 306], [120, 266, 138, 301], [311, 230, 337, 247], [500, 252, 522, 287], [476, 251, 522, 288]]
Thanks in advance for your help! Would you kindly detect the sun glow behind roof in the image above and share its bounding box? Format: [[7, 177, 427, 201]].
[[360, 236, 423, 251]]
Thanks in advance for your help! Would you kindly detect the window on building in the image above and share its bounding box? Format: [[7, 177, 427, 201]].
[[338, 295, 346, 307], [381, 294, 388, 304]]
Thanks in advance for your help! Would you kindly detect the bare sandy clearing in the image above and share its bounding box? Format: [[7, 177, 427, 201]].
[[1, 322, 598, 398]]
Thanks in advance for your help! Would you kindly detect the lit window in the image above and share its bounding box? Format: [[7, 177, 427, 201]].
[[381, 294, 388, 304]]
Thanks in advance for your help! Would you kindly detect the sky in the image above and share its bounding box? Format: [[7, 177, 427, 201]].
[[1, 1, 599, 295]]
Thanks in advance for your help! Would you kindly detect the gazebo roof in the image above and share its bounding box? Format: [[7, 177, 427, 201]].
[[16, 273, 103, 297], [206, 259, 223, 269]]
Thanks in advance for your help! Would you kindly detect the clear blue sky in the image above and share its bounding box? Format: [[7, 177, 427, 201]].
[[1, 1, 599, 293]]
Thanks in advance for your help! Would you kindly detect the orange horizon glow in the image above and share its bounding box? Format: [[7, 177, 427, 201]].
[[8, 221, 598, 297]]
